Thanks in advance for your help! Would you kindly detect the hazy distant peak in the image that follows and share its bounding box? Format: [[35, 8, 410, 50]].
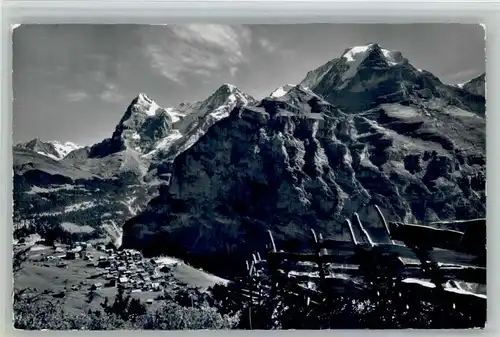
[[47, 140, 82, 158], [15, 138, 81, 160]]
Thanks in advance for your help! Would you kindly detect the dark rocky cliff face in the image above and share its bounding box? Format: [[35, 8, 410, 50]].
[[122, 81, 485, 277]]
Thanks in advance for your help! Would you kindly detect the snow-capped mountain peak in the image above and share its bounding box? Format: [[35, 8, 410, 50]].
[[217, 83, 247, 98], [222, 83, 237, 92], [202, 83, 254, 110], [300, 43, 407, 92], [109, 94, 174, 154], [270, 84, 296, 98], [91, 84, 255, 161], [342, 44, 373, 62], [132, 92, 161, 117], [129, 93, 188, 124], [294, 42, 486, 116], [137, 92, 152, 102], [339, 43, 404, 85], [341, 43, 403, 66], [47, 141, 82, 159], [118, 93, 173, 132]]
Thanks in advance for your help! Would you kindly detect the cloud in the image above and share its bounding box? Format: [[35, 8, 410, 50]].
[[192, 68, 213, 77], [141, 24, 252, 84], [81, 70, 125, 103], [65, 91, 89, 102], [100, 83, 125, 103], [145, 44, 184, 83], [169, 24, 251, 62], [258, 38, 277, 53]]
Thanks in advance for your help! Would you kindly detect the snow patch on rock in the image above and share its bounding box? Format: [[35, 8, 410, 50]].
[[270, 84, 296, 98], [340, 44, 403, 85]]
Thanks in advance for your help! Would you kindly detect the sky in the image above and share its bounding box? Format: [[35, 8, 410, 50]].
[[13, 23, 485, 146]]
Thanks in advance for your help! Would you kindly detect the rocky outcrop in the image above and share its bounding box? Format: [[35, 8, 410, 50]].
[[462, 73, 486, 97]]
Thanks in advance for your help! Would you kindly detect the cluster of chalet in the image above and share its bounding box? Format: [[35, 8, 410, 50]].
[[41, 241, 95, 264], [28, 239, 180, 295], [89, 247, 178, 294]]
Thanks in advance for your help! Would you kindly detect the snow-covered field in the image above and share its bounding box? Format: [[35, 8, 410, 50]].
[[61, 222, 95, 234], [121, 196, 139, 216], [443, 106, 482, 119], [29, 245, 49, 252], [154, 256, 229, 287], [64, 201, 95, 213], [27, 184, 79, 195], [381, 104, 420, 119], [155, 256, 182, 266], [36, 201, 96, 217], [102, 221, 123, 247], [143, 130, 183, 158]]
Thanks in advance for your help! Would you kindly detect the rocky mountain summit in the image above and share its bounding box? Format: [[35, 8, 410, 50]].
[[300, 43, 485, 116], [121, 44, 486, 277]]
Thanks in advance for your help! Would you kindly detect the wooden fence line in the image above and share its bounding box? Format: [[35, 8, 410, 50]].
[[236, 205, 486, 312]]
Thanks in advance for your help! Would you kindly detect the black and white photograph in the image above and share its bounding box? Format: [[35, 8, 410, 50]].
[[12, 23, 486, 330]]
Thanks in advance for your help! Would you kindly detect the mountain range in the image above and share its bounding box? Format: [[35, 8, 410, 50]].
[[15, 139, 82, 161], [13, 43, 486, 278]]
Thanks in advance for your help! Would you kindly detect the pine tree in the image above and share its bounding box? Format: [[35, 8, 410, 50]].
[[127, 298, 147, 321], [101, 297, 110, 313], [86, 290, 96, 303]]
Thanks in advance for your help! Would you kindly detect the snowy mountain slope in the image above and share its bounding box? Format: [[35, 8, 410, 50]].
[[270, 84, 296, 98], [48, 141, 82, 158]]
